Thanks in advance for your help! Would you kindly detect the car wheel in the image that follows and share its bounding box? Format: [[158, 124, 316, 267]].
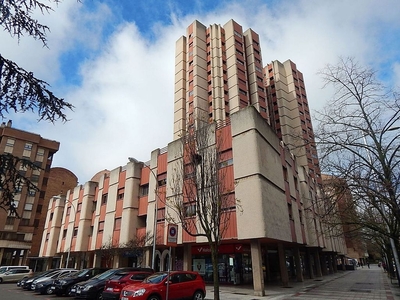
[[193, 291, 204, 300], [66, 285, 73, 296], [147, 295, 160, 300], [45, 286, 54, 295], [0, 278, 3, 283], [97, 291, 103, 300]]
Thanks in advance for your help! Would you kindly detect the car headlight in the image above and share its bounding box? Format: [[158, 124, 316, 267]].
[[82, 285, 94, 291], [133, 289, 146, 297]]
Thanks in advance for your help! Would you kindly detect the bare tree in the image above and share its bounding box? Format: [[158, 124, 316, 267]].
[[97, 237, 120, 268], [314, 57, 400, 274], [0, 0, 74, 213], [167, 122, 238, 300], [121, 232, 154, 267]]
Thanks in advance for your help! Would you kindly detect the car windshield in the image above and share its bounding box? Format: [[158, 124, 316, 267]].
[[143, 273, 167, 284], [59, 272, 75, 279], [74, 269, 89, 278], [91, 269, 115, 280]]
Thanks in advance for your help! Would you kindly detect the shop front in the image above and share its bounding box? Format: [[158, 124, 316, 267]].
[[191, 243, 253, 285]]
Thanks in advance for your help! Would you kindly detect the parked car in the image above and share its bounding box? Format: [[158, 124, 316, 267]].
[[73, 267, 153, 300], [102, 270, 153, 300], [0, 266, 29, 274], [31, 269, 78, 294], [52, 267, 109, 296], [120, 271, 206, 300], [0, 269, 33, 283], [20, 269, 61, 289]]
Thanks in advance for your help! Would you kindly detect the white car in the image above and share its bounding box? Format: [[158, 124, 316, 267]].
[[0, 269, 33, 283]]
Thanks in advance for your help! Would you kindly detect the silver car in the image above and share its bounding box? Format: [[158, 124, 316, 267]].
[[0, 269, 33, 283]]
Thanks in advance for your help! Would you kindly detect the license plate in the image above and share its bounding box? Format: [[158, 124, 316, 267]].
[[76, 290, 81, 294], [106, 287, 113, 291], [51, 286, 55, 289], [71, 288, 76, 293], [121, 297, 129, 300]]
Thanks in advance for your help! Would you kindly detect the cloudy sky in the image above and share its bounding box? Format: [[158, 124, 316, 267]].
[[1, 0, 399, 184]]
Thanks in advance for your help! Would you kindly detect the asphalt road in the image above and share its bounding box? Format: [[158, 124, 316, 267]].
[[0, 283, 70, 300]]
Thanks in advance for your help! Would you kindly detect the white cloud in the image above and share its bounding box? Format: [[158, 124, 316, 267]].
[[2, 0, 399, 183]]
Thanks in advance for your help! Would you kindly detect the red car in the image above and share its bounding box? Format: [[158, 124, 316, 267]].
[[119, 271, 206, 300], [102, 270, 153, 300]]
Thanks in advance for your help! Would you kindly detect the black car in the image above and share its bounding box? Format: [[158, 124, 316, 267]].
[[52, 267, 109, 296], [31, 269, 78, 294], [19, 269, 61, 290], [73, 267, 153, 300]]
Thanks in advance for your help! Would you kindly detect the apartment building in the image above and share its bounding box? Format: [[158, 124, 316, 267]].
[[265, 60, 321, 184], [0, 121, 77, 268], [39, 19, 347, 296]]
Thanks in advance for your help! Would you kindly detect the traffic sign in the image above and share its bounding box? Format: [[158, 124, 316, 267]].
[[167, 224, 178, 247]]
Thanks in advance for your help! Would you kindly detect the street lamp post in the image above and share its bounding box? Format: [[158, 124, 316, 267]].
[[64, 198, 76, 268]]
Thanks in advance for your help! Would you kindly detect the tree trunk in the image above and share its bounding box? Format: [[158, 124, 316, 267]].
[[211, 243, 220, 300]]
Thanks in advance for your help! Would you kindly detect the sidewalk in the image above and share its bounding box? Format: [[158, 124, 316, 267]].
[[205, 264, 400, 299]]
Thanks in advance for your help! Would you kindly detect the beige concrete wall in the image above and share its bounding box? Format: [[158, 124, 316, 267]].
[[231, 107, 291, 241]]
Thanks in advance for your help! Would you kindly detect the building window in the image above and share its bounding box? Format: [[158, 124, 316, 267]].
[[66, 206, 71, 216], [114, 218, 121, 231], [234, 30, 242, 38], [157, 208, 165, 221], [24, 203, 33, 211], [283, 167, 288, 182], [31, 174, 39, 182], [239, 89, 247, 96], [6, 138, 15, 147], [184, 203, 196, 217], [140, 184, 149, 196], [73, 227, 78, 237], [24, 143, 33, 150], [101, 194, 108, 205], [288, 203, 293, 220], [219, 158, 233, 168], [20, 218, 30, 226], [89, 226, 93, 236], [49, 212, 53, 221], [46, 233, 50, 241], [5, 217, 15, 225], [98, 221, 105, 232], [63, 229, 67, 239], [77, 203, 82, 212]]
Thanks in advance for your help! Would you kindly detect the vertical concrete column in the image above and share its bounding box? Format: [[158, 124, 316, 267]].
[[113, 254, 120, 268], [341, 256, 346, 271], [306, 248, 314, 279], [143, 248, 151, 268], [183, 244, 192, 271], [265, 246, 271, 282], [314, 250, 322, 277], [0, 248, 4, 264], [93, 252, 101, 267], [321, 253, 328, 275], [60, 254, 65, 268], [327, 254, 334, 274], [278, 243, 289, 287], [251, 240, 265, 296], [333, 254, 338, 272], [294, 247, 304, 282]]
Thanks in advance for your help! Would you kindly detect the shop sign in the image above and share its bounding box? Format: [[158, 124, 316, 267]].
[[192, 244, 250, 254]]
